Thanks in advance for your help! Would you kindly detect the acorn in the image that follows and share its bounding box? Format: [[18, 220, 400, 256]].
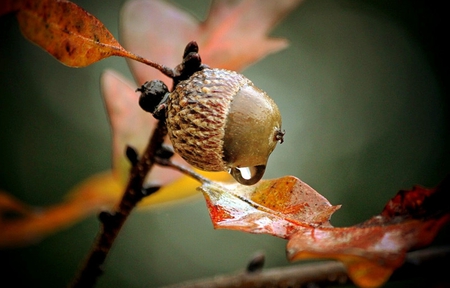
[[138, 62, 284, 185]]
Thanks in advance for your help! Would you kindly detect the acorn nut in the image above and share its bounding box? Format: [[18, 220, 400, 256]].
[[166, 68, 284, 185]]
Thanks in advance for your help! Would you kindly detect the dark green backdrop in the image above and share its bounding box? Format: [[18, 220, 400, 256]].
[[0, 0, 448, 287]]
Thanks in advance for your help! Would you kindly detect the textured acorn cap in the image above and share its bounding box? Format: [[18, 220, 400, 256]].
[[167, 68, 247, 171], [166, 68, 282, 173]]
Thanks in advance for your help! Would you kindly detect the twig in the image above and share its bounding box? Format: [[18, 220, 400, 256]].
[[69, 41, 207, 288], [162, 245, 450, 288], [69, 120, 167, 288], [163, 260, 348, 288], [154, 156, 211, 184]]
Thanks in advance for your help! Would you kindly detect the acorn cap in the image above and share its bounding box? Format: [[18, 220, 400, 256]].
[[166, 68, 282, 176]]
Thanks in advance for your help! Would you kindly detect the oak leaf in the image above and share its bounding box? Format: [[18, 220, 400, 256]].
[[1, 0, 148, 67], [200, 176, 341, 239], [201, 175, 450, 287]]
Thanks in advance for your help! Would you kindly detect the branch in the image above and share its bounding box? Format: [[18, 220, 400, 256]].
[[69, 41, 208, 288], [69, 120, 167, 288], [161, 245, 450, 288]]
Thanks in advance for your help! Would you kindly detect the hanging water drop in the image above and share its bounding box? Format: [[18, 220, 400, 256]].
[[229, 165, 266, 185]]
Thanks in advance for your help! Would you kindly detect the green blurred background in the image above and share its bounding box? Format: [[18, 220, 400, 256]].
[[0, 0, 448, 287]]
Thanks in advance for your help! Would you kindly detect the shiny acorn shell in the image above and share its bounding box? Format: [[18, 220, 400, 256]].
[[166, 68, 282, 183]]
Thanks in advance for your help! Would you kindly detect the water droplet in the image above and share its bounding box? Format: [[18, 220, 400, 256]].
[[229, 165, 266, 185]]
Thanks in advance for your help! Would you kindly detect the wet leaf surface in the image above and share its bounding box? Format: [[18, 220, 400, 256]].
[[201, 174, 450, 287], [200, 176, 341, 239]]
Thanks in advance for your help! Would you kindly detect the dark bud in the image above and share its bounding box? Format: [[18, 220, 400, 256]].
[[125, 145, 139, 166], [246, 252, 265, 273], [98, 211, 117, 226], [183, 52, 202, 75], [137, 80, 169, 117], [183, 41, 199, 59], [155, 144, 175, 160], [141, 185, 161, 198]]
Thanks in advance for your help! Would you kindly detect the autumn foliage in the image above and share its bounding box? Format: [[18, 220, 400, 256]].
[[200, 175, 450, 287], [0, 0, 448, 287]]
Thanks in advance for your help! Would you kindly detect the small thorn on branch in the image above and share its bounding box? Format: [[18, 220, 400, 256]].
[[246, 252, 265, 273], [155, 144, 175, 160], [97, 211, 119, 227], [125, 145, 139, 166], [140, 185, 161, 199]]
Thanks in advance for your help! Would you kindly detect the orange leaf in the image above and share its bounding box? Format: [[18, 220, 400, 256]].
[[8, 0, 141, 67], [200, 175, 449, 287], [199, 176, 340, 238], [286, 176, 450, 287]]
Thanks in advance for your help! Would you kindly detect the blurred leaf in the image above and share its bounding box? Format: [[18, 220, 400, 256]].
[[200, 176, 340, 238], [0, 172, 119, 247], [0, 191, 32, 217], [200, 0, 303, 71], [121, 0, 304, 86], [139, 170, 231, 207]]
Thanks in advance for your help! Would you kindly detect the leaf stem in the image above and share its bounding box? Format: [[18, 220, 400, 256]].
[[69, 120, 167, 288], [122, 51, 177, 79], [154, 157, 211, 184]]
